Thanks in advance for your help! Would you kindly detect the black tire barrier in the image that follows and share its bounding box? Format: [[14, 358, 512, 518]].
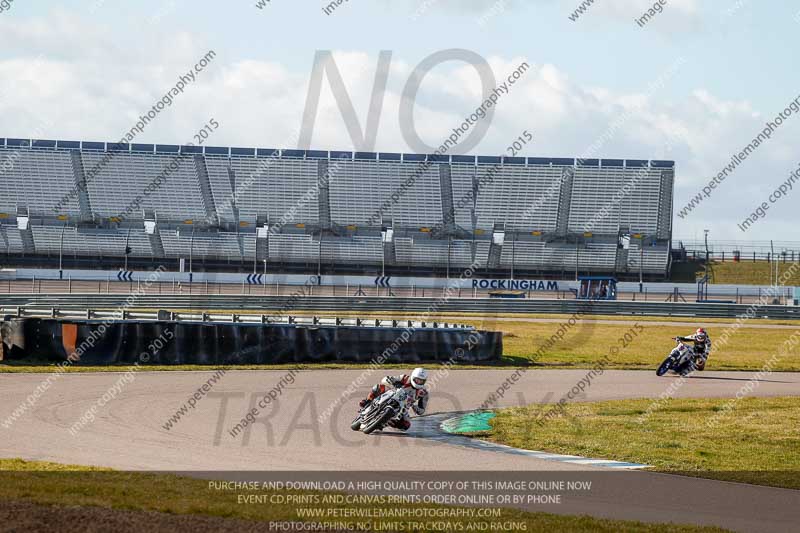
[[0, 318, 502, 365]]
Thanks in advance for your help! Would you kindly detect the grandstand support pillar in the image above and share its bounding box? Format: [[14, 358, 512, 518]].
[[438, 164, 456, 234], [17, 207, 36, 256], [639, 242, 644, 292], [317, 160, 332, 230], [382, 221, 396, 268], [193, 155, 219, 226], [0, 225, 8, 253], [58, 224, 66, 279], [19, 226, 35, 256], [555, 167, 574, 237], [145, 210, 166, 260], [615, 232, 630, 274], [510, 233, 515, 280], [656, 169, 675, 240], [147, 229, 165, 259], [227, 167, 241, 228], [69, 151, 94, 223], [255, 214, 269, 263], [487, 223, 504, 269]]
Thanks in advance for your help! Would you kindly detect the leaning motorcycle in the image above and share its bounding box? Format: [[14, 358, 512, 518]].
[[656, 338, 697, 376], [351, 387, 411, 434]]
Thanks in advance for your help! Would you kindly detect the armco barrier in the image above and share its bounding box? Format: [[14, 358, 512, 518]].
[[0, 294, 799, 320]]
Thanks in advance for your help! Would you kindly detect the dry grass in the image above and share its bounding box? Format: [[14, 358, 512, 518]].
[[486, 396, 800, 489], [0, 459, 724, 532]]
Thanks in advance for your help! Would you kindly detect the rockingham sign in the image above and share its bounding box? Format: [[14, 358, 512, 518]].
[[472, 279, 559, 291]]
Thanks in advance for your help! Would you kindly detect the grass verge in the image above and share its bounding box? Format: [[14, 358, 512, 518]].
[[709, 261, 800, 286], [484, 396, 800, 490], [0, 459, 725, 532], [671, 260, 800, 286]]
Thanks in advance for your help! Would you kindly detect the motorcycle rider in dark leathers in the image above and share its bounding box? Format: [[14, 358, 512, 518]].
[[359, 367, 429, 430]]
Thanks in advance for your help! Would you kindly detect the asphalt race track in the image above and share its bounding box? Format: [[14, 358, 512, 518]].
[[2, 369, 799, 532]]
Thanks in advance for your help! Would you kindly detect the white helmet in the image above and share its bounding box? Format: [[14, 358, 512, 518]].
[[410, 367, 428, 389]]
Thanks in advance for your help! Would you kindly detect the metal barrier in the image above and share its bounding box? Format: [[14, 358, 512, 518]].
[[0, 307, 471, 329], [1, 294, 798, 319]]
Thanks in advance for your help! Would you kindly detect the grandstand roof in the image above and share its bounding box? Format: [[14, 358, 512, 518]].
[[0, 137, 675, 168]]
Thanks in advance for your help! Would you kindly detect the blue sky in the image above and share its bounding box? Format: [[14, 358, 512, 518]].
[[1, 0, 799, 242]]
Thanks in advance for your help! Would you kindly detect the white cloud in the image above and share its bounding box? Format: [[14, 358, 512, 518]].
[[0, 8, 796, 240]]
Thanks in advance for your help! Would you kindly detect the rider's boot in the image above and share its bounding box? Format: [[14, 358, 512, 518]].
[[388, 418, 411, 431]]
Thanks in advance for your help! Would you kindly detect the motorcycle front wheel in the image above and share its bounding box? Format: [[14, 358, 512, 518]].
[[350, 415, 362, 431], [362, 409, 394, 434], [656, 357, 672, 376]]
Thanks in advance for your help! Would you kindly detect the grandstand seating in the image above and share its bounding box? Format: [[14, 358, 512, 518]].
[[0, 148, 81, 216], [498, 241, 621, 272], [81, 152, 207, 221], [625, 241, 671, 274], [160, 230, 246, 260], [0, 224, 24, 254], [451, 163, 563, 232], [568, 165, 663, 235], [321, 236, 382, 265], [395, 237, 490, 268], [225, 157, 320, 226], [0, 139, 674, 277], [328, 160, 442, 227], [268, 234, 319, 263]]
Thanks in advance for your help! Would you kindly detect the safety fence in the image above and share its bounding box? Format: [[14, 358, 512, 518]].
[[1, 294, 798, 320]]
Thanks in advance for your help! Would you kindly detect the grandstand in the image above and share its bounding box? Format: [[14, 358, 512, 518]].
[[0, 138, 674, 278]]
